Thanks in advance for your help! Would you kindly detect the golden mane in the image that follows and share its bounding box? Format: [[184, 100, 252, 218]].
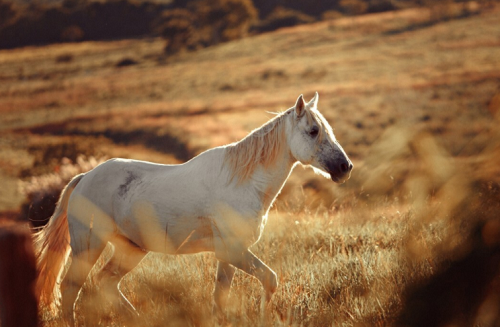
[[224, 105, 330, 183], [224, 111, 289, 183]]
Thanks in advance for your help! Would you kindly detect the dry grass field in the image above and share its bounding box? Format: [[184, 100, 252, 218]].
[[1, 3, 500, 326]]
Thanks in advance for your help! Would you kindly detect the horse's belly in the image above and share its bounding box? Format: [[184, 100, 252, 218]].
[[171, 216, 215, 254], [117, 210, 215, 255]]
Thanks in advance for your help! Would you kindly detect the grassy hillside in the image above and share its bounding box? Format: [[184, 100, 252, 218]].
[[1, 4, 500, 326], [1, 5, 499, 209]]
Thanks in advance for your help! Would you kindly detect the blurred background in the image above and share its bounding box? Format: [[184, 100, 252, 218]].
[[1, 0, 500, 326]]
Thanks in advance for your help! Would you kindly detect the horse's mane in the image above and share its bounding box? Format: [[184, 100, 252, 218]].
[[224, 105, 330, 183], [224, 110, 290, 183]]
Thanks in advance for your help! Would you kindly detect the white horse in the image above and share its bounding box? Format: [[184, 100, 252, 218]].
[[34, 92, 352, 324]]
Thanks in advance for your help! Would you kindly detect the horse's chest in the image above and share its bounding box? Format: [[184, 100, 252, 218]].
[[229, 214, 268, 247], [255, 214, 268, 242]]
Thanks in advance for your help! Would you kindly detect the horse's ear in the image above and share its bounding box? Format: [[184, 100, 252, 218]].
[[307, 92, 319, 108], [295, 94, 306, 117]]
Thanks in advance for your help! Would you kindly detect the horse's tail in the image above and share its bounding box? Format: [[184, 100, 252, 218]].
[[33, 173, 85, 313]]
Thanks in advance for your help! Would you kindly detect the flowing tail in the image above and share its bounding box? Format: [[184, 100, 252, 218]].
[[33, 173, 85, 313]]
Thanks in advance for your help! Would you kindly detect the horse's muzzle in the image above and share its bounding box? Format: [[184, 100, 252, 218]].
[[328, 159, 353, 184]]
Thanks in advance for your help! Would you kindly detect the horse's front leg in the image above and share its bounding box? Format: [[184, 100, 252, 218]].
[[213, 261, 236, 318], [224, 249, 278, 302]]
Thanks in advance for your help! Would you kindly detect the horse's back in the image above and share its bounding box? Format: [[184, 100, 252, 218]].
[[70, 155, 226, 251], [66, 150, 265, 254]]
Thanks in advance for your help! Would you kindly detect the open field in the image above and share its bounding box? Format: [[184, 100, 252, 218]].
[[1, 4, 500, 326]]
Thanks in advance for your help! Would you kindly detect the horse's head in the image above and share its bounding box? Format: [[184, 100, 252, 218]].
[[288, 92, 353, 183]]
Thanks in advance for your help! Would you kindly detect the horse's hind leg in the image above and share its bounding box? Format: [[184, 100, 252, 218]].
[[61, 219, 109, 325], [95, 235, 147, 316]]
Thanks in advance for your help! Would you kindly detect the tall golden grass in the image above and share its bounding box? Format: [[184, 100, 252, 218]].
[[28, 119, 500, 326]]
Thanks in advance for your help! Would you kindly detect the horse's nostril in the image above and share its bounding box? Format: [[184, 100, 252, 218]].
[[339, 161, 353, 174]]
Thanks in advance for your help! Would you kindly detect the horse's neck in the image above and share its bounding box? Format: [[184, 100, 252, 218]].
[[252, 148, 296, 212]]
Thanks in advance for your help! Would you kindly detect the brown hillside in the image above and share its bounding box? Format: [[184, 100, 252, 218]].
[[1, 4, 500, 327], [1, 5, 499, 211]]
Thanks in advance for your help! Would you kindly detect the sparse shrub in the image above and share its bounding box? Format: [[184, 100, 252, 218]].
[[0, 5, 68, 47], [339, 0, 369, 15], [252, 6, 315, 33], [321, 10, 344, 21], [418, 0, 482, 23], [0, 0, 16, 27], [157, 8, 198, 55], [253, 0, 340, 19], [217, 0, 258, 41], [19, 155, 105, 228], [190, 0, 258, 44], [159, 0, 258, 55], [367, 0, 398, 13], [250, 0, 278, 19], [425, 0, 456, 22], [0, 0, 169, 49], [3, 0, 487, 51], [60, 24, 84, 42]]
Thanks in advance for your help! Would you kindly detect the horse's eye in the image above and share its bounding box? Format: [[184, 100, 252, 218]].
[[309, 127, 319, 138]]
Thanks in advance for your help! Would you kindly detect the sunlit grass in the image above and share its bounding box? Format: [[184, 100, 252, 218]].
[[35, 198, 451, 326]]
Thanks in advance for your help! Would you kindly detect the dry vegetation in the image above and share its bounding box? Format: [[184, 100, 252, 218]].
[[1, 3, 500, 326]]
